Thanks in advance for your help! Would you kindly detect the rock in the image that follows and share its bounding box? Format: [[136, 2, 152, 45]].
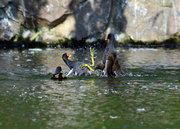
[[0, 1, 22, 41], [123, 0, 180, 42], [107, 0, 127, 34], [49, 15, 76, 40], [114, 33, 131, 43], [0, 0, 180, 43], [69, 0, 112, 40], [12, 0, 72, 28], [0, 18, 19, 41], [14, 0, 112, 42], [0, 0, 12, 8], [0, 9, 6, 19]]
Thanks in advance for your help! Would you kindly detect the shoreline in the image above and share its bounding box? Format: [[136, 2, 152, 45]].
[[0, 38, 180, 49]]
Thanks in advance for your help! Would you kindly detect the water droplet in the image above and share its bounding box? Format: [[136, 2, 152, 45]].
[[109, 116, 118, 119], [14, 58, 19, 60], [137, 108, 146, 112], [17, 64, 21, 67], [32, 118, 36, 122], [26, 59, 32, 62], [38, 96, 43, 99]]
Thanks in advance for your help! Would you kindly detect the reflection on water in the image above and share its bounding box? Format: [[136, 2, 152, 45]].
[[1, 47, 179, 74], [0, 47, 180, 128], [123, 48, 180, 69]]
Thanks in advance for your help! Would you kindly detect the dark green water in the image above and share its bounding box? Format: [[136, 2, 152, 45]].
[[0, 47, 180, 129]]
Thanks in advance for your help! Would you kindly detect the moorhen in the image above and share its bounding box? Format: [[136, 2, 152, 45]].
[[95, 33, 115, 71], [96, 33, 126, 77], [104, 51, 126, 77], [62, 53, 94, 76], [51, 66, 67, 80]]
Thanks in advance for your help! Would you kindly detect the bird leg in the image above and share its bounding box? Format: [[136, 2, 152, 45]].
[[80, 47, 96, 72], [66, 69, 74, 77], [102, 60, 109, 76], [81, 64, 95, 72], [90, 47, 95, 67]]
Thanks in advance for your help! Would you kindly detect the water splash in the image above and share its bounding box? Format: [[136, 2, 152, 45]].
[[137, 108, 146, 112]]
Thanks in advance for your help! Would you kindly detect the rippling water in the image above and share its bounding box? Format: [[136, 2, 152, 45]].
[[0, 47, 180, 129]]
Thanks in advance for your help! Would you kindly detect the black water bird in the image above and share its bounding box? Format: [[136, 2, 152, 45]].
[[105, 51, 126, 77], [51, 66, 67, 80], [62, 53, 94, 76], [95, 33, 115, 71], [95, 33, 126, 77]]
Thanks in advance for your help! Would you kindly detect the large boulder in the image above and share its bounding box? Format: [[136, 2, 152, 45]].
[[123, 0, 180, 41], [12, 0, 72, 28], [0, 1, 22, 41], [0, 0, 73, 41], [0, 0, 180, 42]]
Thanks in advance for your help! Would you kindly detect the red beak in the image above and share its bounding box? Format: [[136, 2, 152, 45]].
[[66, 53, 71, 57]]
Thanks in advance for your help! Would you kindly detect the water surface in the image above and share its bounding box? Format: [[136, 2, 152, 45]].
[[0, 47, 180, 129]]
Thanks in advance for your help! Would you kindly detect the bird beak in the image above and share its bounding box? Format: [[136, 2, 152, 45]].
[[55, 75, 59, 78], [105, 37, 108, 40], [66, 53, 71, 57]]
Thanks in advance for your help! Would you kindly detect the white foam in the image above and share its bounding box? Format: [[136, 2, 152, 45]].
[[137, 108, 146, 112], [130, 48, 158, 51], [110, 116, 118, 119], [29, 48, 42, 51]]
